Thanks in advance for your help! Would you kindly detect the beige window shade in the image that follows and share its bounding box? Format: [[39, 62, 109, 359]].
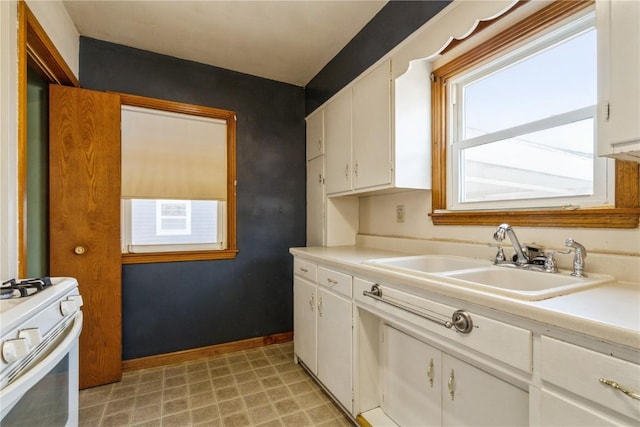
[[121, 105, 227, 200]]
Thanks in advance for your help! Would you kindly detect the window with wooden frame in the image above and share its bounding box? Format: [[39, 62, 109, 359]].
[[120, 94, 237, 263], [430, 0, 639, 228]]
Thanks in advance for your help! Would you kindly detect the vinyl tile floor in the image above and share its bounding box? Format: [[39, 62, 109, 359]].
[[79, 342, 354, 427]]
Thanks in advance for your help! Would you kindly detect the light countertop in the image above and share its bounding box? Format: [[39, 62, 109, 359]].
[[290, 246, 640, 351]]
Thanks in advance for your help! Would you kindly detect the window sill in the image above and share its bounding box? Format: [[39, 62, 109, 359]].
[[122, 249, 239, 264], [430, 208, 640, 228]]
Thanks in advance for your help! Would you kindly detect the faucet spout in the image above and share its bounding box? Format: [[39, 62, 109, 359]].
[[493, 223, 529, 265]]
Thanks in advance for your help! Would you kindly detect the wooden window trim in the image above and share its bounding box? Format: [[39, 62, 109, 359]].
[[430, 0, 640, 229], [119, 93, 238, 264], [18, 1, 80, 277]]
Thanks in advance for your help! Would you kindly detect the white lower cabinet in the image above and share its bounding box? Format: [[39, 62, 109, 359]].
[[317, 286, 352, 410], [293, 276, 317, 372], [382, 325, 528, 427], [293, 259, 353, 413], [540, 336, 640, 425], [539, 389, 622, 426]]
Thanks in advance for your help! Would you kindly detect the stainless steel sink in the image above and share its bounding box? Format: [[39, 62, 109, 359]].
[[363, 254, 615, 300]]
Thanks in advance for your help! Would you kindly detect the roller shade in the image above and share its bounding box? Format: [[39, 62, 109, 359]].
[[121, 105, 227, 200]]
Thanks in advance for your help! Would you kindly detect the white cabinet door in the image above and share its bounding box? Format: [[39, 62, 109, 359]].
[[540, 389, 624, 426], [325, 90, 352, 194], [293, 276, 317, 373], [317, 287, 353, 411], [442, 355, 528, 427], [598, 0, 640, 160], [306, 108, 324, 161], [306, 156, 324, 246], [352, 60, 392, 190], [383, 325, 441, 427]]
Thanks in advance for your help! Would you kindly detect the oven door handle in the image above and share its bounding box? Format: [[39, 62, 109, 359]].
[[0, 311, 83, 419]]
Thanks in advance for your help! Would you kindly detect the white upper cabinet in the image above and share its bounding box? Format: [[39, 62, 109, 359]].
[[306, 108, 324, 161], [325, 90, 353, 194], [597, 0, 640, 161], [322, 59, 431, 196], [352, 60, 392, 190]]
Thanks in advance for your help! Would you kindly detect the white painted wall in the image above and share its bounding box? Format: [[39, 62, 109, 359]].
[[359, 189, 640, 256], [0, 0, 19, 280], [26, 0, 80, 78], [0, 0, 78, 280]]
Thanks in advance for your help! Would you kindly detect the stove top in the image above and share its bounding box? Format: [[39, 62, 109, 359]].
[[0, 277, 79, 336], [1, 277, 53, 299]]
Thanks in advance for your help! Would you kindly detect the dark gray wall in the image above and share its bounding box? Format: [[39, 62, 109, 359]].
[[79, 0, 451, 360], [305, 0, 451, 115], [80, 37, 306, 359]]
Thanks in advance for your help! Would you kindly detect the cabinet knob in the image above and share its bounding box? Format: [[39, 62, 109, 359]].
[[74, 246, 86, 255]]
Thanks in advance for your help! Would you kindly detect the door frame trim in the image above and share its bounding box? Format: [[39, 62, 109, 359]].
[[17, 0, 79, 276]]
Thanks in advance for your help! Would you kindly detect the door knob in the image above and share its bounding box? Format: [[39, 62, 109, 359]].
[[74, 246, 86, 255]]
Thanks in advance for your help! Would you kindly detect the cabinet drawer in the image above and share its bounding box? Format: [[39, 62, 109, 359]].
[[294, 258, 317, 282], [317, 267, 352, 297], [354, 279, 532, 373], [541, 336, 640, 421]]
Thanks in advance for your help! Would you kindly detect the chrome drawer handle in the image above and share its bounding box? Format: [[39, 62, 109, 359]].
[[599, 378, 640, 401]]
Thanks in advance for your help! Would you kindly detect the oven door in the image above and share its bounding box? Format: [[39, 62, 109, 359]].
[[0, 311, 83, 427]]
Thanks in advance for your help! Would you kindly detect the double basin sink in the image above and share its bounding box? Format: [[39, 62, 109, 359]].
[[363, 255, 615, 301]]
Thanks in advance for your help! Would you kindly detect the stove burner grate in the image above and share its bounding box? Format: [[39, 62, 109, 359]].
[[1, 277, 53, 299]]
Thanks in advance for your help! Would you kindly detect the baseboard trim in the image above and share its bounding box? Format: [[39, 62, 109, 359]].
[[122, 331, 293, 372]]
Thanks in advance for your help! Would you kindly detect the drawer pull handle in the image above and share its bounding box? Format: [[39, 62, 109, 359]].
[[448, 369, 455, 400], [327, 278, 338, 285], [599, 378, 640, 401], [309, 295, 315, 312], [363, 284, 474, 334], [427, 358, 434, 388], [299, 267, 308, 273], [318, 296, 323, 317]]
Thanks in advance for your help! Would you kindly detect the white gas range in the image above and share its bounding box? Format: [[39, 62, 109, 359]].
[[0, 277, 83, 426]]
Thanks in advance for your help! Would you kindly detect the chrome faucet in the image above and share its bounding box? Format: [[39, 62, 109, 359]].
[[493, 223, 529, 266], [565, 238, 587, 277]]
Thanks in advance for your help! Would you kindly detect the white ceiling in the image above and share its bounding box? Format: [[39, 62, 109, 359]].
[[62, 0, 388, 87]]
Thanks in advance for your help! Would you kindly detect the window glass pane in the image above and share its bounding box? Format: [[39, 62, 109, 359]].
[[131, 199, 218, 245], [461, 28, 596, 139], [459, 118, 594, 203]]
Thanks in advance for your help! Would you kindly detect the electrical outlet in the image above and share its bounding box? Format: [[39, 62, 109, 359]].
[[396, 205, 405, 223]]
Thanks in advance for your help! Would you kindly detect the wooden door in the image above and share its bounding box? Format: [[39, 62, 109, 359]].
[[49, 85, 122, 389]]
